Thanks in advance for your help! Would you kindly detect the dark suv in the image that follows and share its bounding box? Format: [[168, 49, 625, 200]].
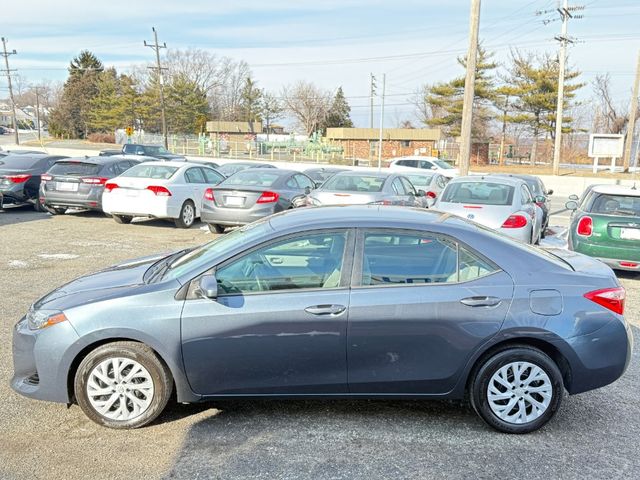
[[122, 144, 185, 161], [0, 154, 68, 210], [41, 156, 141, 214]]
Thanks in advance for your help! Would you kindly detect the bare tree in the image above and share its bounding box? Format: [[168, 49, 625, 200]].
[[282, 81, 332, 135], [592, 74, 628, 134]]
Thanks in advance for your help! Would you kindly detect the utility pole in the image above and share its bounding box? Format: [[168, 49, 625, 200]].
[[1, 37, 19, 146], [622, 50, 640, 173], [34, 86, 41, 142], [370, 73, 376, 129], [551, 1, 583, 175], [144, 27, 168, 149], [459, 0, 481, 176], [377, 73, 386, 171]]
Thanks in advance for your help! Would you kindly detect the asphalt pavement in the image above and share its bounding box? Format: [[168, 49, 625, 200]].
[[0, 205, 638, 480]]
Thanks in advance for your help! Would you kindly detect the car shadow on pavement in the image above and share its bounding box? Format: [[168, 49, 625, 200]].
[[0, 204, 50, 227], [617, 271, 640, 281]]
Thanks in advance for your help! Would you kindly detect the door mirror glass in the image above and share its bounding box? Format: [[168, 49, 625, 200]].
[[535, 195, 546, 203], [547, 189, 554, 195], [196, 274, 218, 299], [565, 200, 578, 211], [417, 189, 426, 197], [568, 194, 579, 201]]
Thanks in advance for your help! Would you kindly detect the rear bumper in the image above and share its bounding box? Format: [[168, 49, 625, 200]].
[[571, 237, 640, 269], [0, 188, 29, 206], [201, 203, 279, 226], [102, 194, 180, 219], [43, 188, 104, 210]]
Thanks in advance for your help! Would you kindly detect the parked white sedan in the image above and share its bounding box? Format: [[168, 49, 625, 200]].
[[102, 161, 224, 228], [388, 156, 458, 178], [434, 175, 543, 244]]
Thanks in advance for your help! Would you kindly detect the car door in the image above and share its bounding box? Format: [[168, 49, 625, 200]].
[[184, 167, 208, 212], [347, 229, 514, 394], [180, 229, 355, 395]]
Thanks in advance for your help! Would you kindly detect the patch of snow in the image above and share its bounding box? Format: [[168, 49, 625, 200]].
[[38, 253, 80, 260], [8, 260, 28, 268]]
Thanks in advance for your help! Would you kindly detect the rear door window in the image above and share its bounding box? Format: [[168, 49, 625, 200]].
[[294, 174, 315, 189], [185, 168, 206, 184], [202, 168, 224, 184]]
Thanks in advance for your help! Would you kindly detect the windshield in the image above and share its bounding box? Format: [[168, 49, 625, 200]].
[[441, 181, 514, 206], [591, 194, 640, 217], [221, 170, 280, 187], [321, 175, 385, 192], [405, 174, 434, 187], [433, 160, 454, 169], [49, 161, 101, 176], [0, 155, 43, 169], [120, 164, 178, 179], [161, 221, 272, 281], [218, 164, 249, 176], [525, 179, 542, 196]]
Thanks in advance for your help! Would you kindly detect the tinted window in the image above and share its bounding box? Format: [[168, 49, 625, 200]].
[[591, 194, 640, 217], [216, 232, 348, 294], [418, 160, 433, 169], [48, 161, 101, 176], [457, 246, 499, 282], [221, 171, 280, 187], [294, 174, 315, 189], [121, 164, 178, 179], [392, 178, 406, 195], [441, 182, 515, 206], [400, 177, 416, 195], [520, 185, 532, 204], [185, 168, 206, 184], [322, 175, 385, 192], [0, 155, 44, 169], [202, 168, 224, 184], [285, 177, 298, 189], [218, 164, 247, 176], [362, 232, 458, 285]]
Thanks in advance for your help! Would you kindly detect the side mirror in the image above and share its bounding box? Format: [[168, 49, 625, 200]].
[[195, 274, 218, 299], [547, 189, 554, 195], [430, 166, 437, 170], [304, 186, 311, 195], [417, 189, 426, 197], [565, 200, 578, 211], [568, 194, 579, 201], [535, 195, 546, 204]]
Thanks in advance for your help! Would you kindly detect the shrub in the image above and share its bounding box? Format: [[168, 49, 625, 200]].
[[87, 133, 116, 144]]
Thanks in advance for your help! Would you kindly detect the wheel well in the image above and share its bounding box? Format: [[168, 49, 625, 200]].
[[66, 338, 173, 403], [466, 338, 572, 392]]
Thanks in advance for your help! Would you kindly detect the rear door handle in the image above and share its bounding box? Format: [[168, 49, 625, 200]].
[[460, 296, 501, 307], [304, 304, 346, 315]]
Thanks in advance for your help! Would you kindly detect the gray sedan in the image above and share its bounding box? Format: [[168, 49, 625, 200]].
[[11, 206, 632, 433], [201, 168, 315, 233], [306, 171, 424, 207]]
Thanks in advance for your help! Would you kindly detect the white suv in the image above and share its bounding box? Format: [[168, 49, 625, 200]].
[[388, 156, 458, 178]]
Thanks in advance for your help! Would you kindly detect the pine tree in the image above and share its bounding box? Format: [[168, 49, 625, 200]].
[[166, 75, 210, 134], [322, 87, 354, 131], [239, 77, 262, 124]]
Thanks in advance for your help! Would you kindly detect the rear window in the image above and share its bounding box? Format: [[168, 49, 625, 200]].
[[0, 155, 43, 169], [48, 162, 101, 176], [218, 164, 248, 176], [441, 182, 515, 206], [322, 175, 385, 192], [591, 194, 640, 217], [120, 164, 178, 179], [221, 170, 280, 187]]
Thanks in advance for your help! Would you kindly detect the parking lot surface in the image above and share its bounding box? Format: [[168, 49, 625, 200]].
[[1, 206, 639, 480]]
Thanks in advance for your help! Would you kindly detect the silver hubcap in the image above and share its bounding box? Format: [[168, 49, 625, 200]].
[[86, 357, 154, 421], [487, 361, 552, 424], [182, 204, 194, 225]]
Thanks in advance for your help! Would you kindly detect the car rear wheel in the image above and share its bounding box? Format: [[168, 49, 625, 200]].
[[34, 197, 47, 212], [208, 223, 225, 234], [175, 200, 196, 228], [74, 341, 173, 429], [113, 214, 133, 224], [470, 347, 563, 434]]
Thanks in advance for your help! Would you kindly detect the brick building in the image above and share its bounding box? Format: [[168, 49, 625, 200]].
[[326, 127, 442, 163]]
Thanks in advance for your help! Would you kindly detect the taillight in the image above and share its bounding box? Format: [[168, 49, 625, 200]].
[[501, 214, 527, 228], [41, 174, 52, 182], [577, 216, 593, 237], [256, 191, 279, 203], [81, 177, 108, 185], [147, 185, 172, 196], [584, 287, 625, 315], [426, 191, 437, 199], [204, 188, 215, 201], [104, 182, 119, 192], [6, 174, 31, 183]]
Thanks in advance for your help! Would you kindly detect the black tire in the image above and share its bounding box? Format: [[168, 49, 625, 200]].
[[113, 214, 133, 224], [48, 206, 68, 215], [470, 346, 563, 434], [208, 223, 225, 234], [74, 341, 173, 429], [34, 197, 47, 212], [175, 200, 196, 228]]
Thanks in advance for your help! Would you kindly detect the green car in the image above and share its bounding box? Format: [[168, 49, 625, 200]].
[[566, 184, 640, 271]]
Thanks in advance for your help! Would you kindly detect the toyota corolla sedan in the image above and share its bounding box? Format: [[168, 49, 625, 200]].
[[11, 206, 632, 433]]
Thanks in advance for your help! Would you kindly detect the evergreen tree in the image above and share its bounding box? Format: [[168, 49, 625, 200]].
[[322, 87, 354, 131], [166, 75, 210, 134], [259, 92, 284, 139], [239, 77, 262, 123]]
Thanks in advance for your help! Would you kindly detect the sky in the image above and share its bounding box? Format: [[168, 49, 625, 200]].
[[2, 0, 640, 129]]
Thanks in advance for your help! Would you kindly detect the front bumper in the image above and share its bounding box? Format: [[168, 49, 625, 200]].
[[11, 316, 81, 403]]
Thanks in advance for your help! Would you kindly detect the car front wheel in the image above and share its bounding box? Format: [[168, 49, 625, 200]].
[[208, 223, 225, 234], [470, 346, 563, 433], [113, 214, 133, 224], [74, 341, 173, 429]]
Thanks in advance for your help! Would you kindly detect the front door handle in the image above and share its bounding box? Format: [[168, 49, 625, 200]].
[[304, 304, 346, 315], [460, 296, 501, 307]]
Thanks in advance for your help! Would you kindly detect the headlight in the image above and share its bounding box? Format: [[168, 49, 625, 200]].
[[26, 309, 68, 330]]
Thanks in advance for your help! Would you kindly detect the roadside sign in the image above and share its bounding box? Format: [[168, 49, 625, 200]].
[[125, 127, 134, 137]]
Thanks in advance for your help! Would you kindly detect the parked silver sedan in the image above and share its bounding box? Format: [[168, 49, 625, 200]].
[[201, 168, 315, 233], [305, 171, 425, 207], [435, 175, 543, 244], [403, 172, 450, 207]]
